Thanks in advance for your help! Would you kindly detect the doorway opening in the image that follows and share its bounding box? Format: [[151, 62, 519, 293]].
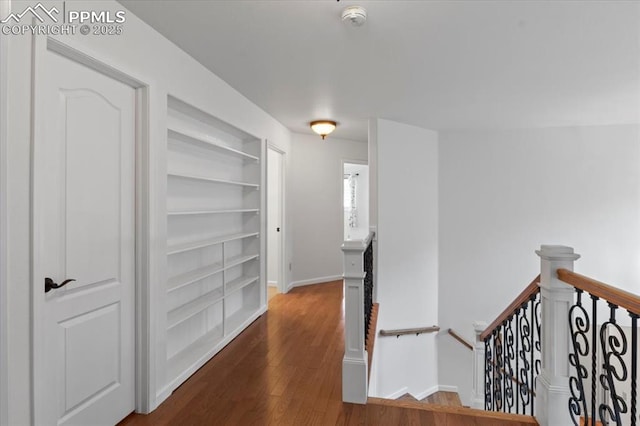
[[343, 162, 369, 241], [267, 146, 285, 300]]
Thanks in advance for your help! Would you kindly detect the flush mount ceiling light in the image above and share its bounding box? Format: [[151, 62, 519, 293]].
[[310, 120, 337, 140], [341, 5, 367, 27]]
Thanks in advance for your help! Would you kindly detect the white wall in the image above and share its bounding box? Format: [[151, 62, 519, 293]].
[[290, 132, 367, 287], [438, 124, 640, 405], [344, 162, 369, 241], [370, 118, 439, 399], [5, 0, 292, 422]]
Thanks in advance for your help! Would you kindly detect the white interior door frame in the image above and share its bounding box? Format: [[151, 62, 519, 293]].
[[341, 158, 367, 240], [0, 1, 11, 424], [31, 35, 156, 418], [267, 144, 287, 294]]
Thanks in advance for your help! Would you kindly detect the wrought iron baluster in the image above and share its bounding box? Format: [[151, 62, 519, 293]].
[[569, 289, 590, 426], [515, 308, 520, 414], [530, 296, 535, 417], [363, 240, 373, 345], [598, 303, 627, 426], [630, 312, 638, 426], [519, 301, 532, 412], [485, 338, 493, 411], [495, 329, 504, 411], [534, 294, 541, 378], [591, 294, 599, 426], [505, 317, 515, 413]]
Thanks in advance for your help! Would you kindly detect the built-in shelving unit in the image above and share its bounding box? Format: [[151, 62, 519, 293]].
[[164, 96, 264, 394]]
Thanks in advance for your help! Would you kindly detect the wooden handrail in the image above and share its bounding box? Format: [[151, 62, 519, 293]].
[[447, 329, 473, 351], [557, 268, 640, 315], [379, 326, 440, 337], [480, 275, 540, 341]]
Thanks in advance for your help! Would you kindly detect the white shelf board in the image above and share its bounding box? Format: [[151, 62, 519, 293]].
[[168, 172, 259, 189], [167, 232, 259, 255], [162, 305, 266, 397], [167, 254, 258, 293], [167, 288, 224, 329], [166, 324, 224, 385], [225, 275, 259, 296], [167, 126, 259, 162], [167, 209, 259, 216], [225, 254, 259, 270], [167, 261, 224, 293], [225, 305, 261, 337]]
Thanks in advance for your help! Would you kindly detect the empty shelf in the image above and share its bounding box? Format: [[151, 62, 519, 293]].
[[166, 324, 224, 386], [225, 306, 260, 336], [225, 275, 259, 296], [225, 254, 259, 269], [167, 288, 224, 329], [167, 232, 259, 255], [168, 172, 259, 189], [167, 261, 225, 293], [167, 127, 259, 161], [167, 209, 259, 216]]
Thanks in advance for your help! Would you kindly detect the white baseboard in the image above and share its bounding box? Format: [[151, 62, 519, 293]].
[[384, 384, 460, 402], [289, 275, 342, 289], [437, 385, 459, 393], [267, 281, 278, 287], [413, 385, 439, 401], [383, 386, 409, 400]]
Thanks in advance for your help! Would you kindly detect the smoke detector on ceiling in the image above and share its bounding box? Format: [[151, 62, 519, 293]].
[[341, 6, 367, 27]]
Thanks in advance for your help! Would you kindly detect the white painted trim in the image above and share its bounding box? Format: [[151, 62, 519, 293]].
[[135, 86, 155, 414], [260, 139, 267, 306], [30, 36, 156, 420], [267, 281, 278, 287], [341, 158, 368, 242], [289, 275, 343, 289], [413, 385, 440, 401], [384, 385, 459, 402], [31, 30, 49, 425], [383, 387, 409, 400], [343, 356, 368, 404], [436, 385, 459, 393], [0, 1, 11, 424]]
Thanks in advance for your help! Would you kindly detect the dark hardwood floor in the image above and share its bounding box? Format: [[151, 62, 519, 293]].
[[120, 280, 537, 425], [120, 281, 367, 425]]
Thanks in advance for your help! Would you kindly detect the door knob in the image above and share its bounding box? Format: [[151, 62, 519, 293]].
[[44, 277, 76, 293], [277, 227, 280, 232]]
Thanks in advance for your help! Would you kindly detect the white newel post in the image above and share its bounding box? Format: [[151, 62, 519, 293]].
[[471, 321, 487, 409], [535, 245, 580, 426], [341, 237, 369, 404]]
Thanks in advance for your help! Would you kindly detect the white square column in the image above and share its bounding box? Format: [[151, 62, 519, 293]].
[[535, 245, 580, 426]]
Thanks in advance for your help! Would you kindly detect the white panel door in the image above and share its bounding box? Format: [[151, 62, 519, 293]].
[[36, 50, 136, 426]]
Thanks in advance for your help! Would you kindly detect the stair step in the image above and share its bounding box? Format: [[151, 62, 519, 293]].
[[396, 391, 463, 407], [396, 392, 418, 402], [422, 391, 462, 406], [369, 397, 538, 425]]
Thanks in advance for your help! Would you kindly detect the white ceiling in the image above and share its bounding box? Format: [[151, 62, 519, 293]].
[[118, 0, 640, 142]]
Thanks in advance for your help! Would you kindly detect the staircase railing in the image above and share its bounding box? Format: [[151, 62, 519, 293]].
[[364, 238, 374, 345], [342, 231, 376, 404], [559, 268, 640, 426], [478, 245, 640, 426], [481, 275, 541, 416]]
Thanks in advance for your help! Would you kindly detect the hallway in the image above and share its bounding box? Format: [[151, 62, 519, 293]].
[[120, 281, 368, 425]]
